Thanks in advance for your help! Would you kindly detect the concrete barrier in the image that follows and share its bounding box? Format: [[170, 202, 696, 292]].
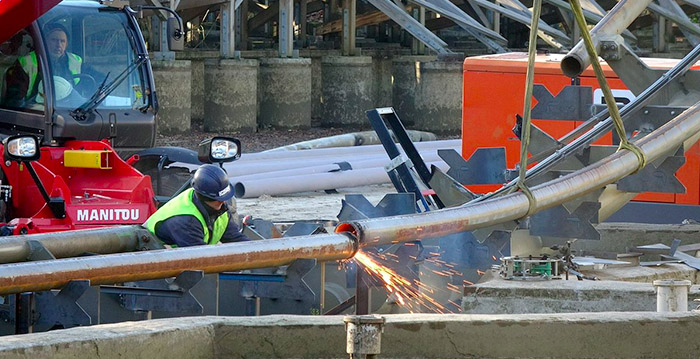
[[151, 60, 191, 135], [176, 51, 219, 122], [3, 313, 700, 358], [204, 58, 259, 133], [411, 60, 463, 134], [392, 55, 438, 126], [258, 58, 312, 129], [321, 56, 374, 127]]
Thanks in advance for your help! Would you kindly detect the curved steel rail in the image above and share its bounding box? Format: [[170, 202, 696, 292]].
[[337, 102, 700, 247]]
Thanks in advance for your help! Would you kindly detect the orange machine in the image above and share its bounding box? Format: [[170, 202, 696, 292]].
[[462, 52, 700, 205]]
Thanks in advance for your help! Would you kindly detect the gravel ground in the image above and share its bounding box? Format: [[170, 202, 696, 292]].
[[154, 120, 373, 153]]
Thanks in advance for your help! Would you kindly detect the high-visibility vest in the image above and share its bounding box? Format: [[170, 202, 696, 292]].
[[144, 188, 230, 246], [18, 51, 82, 99]]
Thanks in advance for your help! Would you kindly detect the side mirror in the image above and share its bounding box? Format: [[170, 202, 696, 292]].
[[167, 17, 184, 51], [198, 137, 241, 164], [4, 135, 40, 162]]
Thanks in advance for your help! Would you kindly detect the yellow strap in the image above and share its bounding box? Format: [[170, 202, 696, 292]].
[[569, 0, 647, 172], [516, 0, 542, 217]]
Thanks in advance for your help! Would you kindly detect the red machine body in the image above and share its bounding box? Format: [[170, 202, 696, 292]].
[[462, 52, 700, 205], [0, 0, 163, 235], [0, 0, 61, 43], [0, 140, 156, 234]]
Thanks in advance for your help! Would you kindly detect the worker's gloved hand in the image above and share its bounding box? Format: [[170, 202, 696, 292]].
[[242, 215, 254, 228]]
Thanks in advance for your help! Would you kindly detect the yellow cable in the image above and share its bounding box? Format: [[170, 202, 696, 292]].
[[569, 0, 647, 171], [516, 0, 542, 217]]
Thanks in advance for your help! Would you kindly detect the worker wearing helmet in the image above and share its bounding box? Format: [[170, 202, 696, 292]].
[[4, 23, 82, 105], [144, 164, 250, 247]]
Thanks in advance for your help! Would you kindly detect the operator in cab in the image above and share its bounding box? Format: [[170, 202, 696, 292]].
[[144, 164, 251, 247], [4, 23, 82, 105]]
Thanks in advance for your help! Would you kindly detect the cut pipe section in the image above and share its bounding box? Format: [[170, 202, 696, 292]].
[[0, 233, 358, 296], [561, 0, 652, 78]]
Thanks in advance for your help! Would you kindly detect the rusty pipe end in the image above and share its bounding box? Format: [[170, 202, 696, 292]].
[[561, 52, 588, 79], [336, 222, 361, 255]]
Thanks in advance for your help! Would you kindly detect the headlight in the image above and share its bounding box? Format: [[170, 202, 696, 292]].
[[211, 139, 239, 160], [4, 135, 40, 162], [197, 137, 241, 164]]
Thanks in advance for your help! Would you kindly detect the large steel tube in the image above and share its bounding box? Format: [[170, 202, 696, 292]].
[[0, 233, 357, 296], [234, 161, 450, 198], [238, 140, 462, 162], [232, 151, 448, 183], [337, 102, 700, 247], [0, 226, 149, 264], [561, 0, 652, 78]]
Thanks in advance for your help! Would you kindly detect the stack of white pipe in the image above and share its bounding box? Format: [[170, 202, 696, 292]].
[[224, 140, 461, 198]]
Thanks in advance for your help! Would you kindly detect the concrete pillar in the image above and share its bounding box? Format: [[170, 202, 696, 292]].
[[176, 51, 219, 122], [391, 55, 437, 127], [203, 58, 259, 132], [391, 58, 462, 134], [310, 55, 324, 125], [365, 49, 396, 109], [151, 60, 191, 135], [654, 279, 691, 312], [258, 58, 312, 129], [321, 56, 373, 127]]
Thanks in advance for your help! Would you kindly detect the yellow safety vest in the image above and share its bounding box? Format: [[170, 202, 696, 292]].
[[18, 51, 82, 99], [144, 188, 230, 246]]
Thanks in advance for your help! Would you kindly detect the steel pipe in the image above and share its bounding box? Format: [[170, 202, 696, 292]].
[[561, 0, 652, 78], [233, 150, 448, 183], [234, 161, 450, 198], [238, 140, 462, 162], [0, 233, 357, 296], [0, 226, 150, 264], [262, 130, 437, 152], [337, 102, 700, 247]]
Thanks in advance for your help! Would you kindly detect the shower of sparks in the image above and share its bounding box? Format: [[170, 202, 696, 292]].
[[348, 250, 468, 313]]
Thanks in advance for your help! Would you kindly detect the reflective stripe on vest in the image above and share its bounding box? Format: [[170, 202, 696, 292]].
[[18, 52, 83, 99], [144, 188, 229, 245]]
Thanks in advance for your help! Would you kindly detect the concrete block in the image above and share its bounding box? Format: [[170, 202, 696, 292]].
[[412, 60, 463, 135], [321, 56, 374, 127], [204, 59, 259, 133], [176, 51, 219, 122], [391, 56, 438, 126], [0, 317, 218, 359], [152, 60, 192, 135], [5, 314, 700, 358], [258, 58, 312, 129], [462, 275, 700, 314]]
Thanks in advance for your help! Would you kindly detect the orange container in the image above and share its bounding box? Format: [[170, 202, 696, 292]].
[[462, 52, 700, 205]]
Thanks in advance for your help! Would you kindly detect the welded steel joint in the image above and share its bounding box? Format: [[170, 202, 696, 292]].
[[344, 315, 386, 359]]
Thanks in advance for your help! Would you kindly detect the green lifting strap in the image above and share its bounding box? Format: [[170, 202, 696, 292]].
[[569, 0, 647, 172], [515, 0, 543, 217]]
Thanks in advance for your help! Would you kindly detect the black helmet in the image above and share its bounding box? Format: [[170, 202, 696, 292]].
[[192, 164, 234, 201]]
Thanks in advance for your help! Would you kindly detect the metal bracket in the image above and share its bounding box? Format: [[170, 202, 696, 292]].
[[26, 240, 56, 261], [427, 165, 476, 207], [33, 280, 92, 332], [102, 270, 204, 313], [529, 201, 601, 240], [438, 148, 506, 185], [338, 193, 417, 222], [367, 107, 443, 211], [531, 84, 593, 121], [617, 146, 685, 193]]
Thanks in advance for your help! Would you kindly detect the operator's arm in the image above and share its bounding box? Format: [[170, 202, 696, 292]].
[[220, 216, 251, 243], [155, 215, 207, 247]]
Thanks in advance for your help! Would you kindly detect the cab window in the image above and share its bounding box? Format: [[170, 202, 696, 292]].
[[0, 29, 45, 113]]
